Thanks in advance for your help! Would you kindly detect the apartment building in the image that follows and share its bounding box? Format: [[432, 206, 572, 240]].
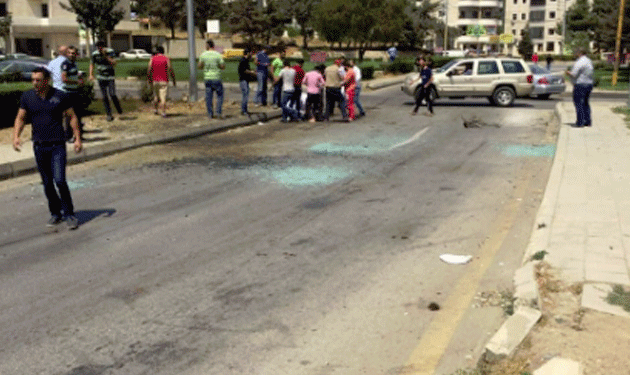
[[0, 0, 138, 58], [440, 0, 572, 55]]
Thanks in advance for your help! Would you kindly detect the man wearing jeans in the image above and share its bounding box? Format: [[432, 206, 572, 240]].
[[12, 67, 82, 229], [254, 46, 270, 106], [238, 49, 255, 115], [90, 41, 123, 122], [198, 39, 225, 119], [565, 48, 594, 127]]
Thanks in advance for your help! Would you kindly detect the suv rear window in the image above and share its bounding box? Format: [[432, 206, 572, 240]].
[[501, 61, 525, 73]]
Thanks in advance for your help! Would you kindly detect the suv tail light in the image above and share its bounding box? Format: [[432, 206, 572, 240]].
[[537, 77, 549, 85], [527, 74, 533, 83]]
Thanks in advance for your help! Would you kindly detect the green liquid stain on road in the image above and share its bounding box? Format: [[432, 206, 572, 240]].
[[499, 144, 556, 157], [310, 137, 407, 155], [268, 166, 352, 187]]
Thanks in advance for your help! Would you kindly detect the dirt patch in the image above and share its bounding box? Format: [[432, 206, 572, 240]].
[[477, 262, 630, 375]]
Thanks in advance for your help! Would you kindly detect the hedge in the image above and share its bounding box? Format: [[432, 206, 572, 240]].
[[0, 83, 94, 129]]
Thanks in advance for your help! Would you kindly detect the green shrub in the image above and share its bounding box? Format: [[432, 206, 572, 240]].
[[128, 66, 148, 78], [0, 72, 23, 83], [361, 66, 375, 80], [385, 60, 415, 74]]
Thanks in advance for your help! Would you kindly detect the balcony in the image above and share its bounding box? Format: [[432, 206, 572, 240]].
[[456, 18, 502, 27], [458, 0, 503, 7]]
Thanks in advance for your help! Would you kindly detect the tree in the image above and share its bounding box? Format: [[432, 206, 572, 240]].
[[373, 0, 411, 46], [280, 0, 321, 49], [193, 0, 224, 38], [517, 27, 534, 58], [561, 0, 597, 52], [259, 0, 287, 45], [408, 0, 440, 49], [0, 13, 11, 41], [313, 0, 352, 48], [225, 0, 265, 43], [147, 0, 185, 39], [591, 0, 630, 52], [61, 0, 124, 46]]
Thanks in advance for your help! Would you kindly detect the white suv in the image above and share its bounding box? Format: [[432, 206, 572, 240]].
[[401, 57, 534, 107]]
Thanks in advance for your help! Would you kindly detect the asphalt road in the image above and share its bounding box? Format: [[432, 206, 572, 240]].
[[0, 87, 557, 375]]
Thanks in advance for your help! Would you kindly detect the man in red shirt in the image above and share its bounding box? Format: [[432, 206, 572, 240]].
[[147, 46, 176, 117], [290, 59, 305, 118]]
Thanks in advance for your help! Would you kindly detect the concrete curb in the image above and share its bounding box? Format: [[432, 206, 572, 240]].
[[365, 77, 405, 90], [480, 102, 583, 374], [0, 110, 281, 181]]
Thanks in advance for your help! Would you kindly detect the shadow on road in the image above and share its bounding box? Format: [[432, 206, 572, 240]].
[[76, 209, 116, 226]]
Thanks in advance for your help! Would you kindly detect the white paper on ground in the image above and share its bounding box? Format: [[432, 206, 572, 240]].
[[439, 254, 473, 264]]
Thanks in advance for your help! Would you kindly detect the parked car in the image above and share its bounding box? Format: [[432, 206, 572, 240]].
[[1, 53, 49, 64], [0, 59, 49, 81], [119, 49, 151, 59], [401, 57, 535, 107], [528, 64, 566, 99]]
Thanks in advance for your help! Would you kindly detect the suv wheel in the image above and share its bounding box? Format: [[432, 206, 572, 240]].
[[429, 87, 437, 102], [492, 86, 515, 107]]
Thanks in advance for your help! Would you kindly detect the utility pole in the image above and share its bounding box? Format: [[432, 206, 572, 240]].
[[444, 0, 449, 50], [612, 0, 626, 86], [185, 0, 197, 102]]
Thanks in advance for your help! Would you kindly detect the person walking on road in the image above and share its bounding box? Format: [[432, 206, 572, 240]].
[[238, 49, 256, 116], [90, 41, 123, 122], [12, 67, 82, 230], [254, 46, 270, 106], [61, 46, 84, 140], [343, 59, 357, 121], [198, 39, 225, 120], [411, 57, 434, 117], [303, 64, 325, 123], [324, 60, 347, 121], [565, 48, 594, 127], [147, 46, 176, 118], [275, 60, 300, 122], [350, 59, 365, 118], [47, 45, 68, 91]]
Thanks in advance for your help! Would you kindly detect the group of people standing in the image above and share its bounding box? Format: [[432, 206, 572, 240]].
[[234, 45, 366, 123]]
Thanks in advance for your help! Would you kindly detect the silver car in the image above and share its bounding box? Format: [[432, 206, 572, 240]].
[[401, 57, 535, 107], [528, 64, 566, 99]]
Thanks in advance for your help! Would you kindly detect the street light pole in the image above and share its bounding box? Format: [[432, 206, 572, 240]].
[[186, 0, 197, 102], [562, 0, 567, 54], [444, 0, 449, 50]]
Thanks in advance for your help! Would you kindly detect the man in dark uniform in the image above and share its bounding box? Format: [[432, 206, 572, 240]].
[[12, 67, 83, 229]]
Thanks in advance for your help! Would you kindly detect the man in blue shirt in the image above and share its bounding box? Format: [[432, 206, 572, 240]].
[[254, 46, 270, 106], [12, 67, 83, 229]]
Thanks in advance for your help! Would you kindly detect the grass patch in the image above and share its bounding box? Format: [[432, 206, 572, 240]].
[[75, 58, 387, 83], [85, 98, 143, 116], [612, 106, 630, 127], [593, 68, 630, 91], [606, 284, 630, 311]]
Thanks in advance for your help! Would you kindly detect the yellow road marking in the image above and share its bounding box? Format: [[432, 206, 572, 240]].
[[403, 170, 532, 374]]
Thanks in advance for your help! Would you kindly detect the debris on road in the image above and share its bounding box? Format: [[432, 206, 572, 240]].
[[439, 253, 473, 264]]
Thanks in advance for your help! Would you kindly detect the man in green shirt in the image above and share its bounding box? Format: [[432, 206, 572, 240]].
[[271, 50, 285, 107], [198, 39, 225, 119], [89, 41, 123, 122]]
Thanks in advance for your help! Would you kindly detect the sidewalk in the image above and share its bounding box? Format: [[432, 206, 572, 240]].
[[527, 99, 630, 312]]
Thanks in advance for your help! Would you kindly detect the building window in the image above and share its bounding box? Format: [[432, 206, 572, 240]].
[[514, 0, 517, 3], [546, 42, 555, 51], [483, 10, 492, 18], [530, 10, 545, 21], [538, 43, 543, 51], [549, 11, 556, 18], [513, 13, 517, 20], [531, 27, 544, 38], [460, 10, 466, 18], [0, 3, 6, 17], [41, 3, 49, 18], [523, 0, 527, 3], [472, 10, 478, 18], [521, 13, 526, 20], [512, 29, 517, 35], [548, 28, 555, 35]]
